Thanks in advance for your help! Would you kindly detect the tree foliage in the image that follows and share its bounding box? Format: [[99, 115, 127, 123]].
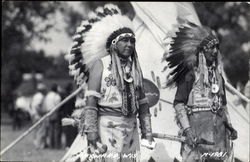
[[1, 1, 63, 111], [45, 53, 70, 79], [60, 2, 88, 37], [61, 2, 134, 37], [194, 2, 250, 87]]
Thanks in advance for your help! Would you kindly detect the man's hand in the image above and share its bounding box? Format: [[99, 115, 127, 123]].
[[146, 134, 154, 145], [141, 134, 156, 149], [87, 132, 99, 153], [230, 128, 238, 140], [227, 124, 238, 140], [184, 128, 197, 148]]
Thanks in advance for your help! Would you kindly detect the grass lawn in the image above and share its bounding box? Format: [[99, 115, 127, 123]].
[[1, 123, 66, 162]]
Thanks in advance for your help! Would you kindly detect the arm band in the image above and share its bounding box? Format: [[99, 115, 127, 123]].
[[83, 108, 98, 133], [85, 90, 101, 98], [85, 105, 98, 111], [139, 113, 152, 137], [174, 103, 190, 130]]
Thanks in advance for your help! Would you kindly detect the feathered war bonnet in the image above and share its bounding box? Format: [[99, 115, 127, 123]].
[[165, 21, 220, 88], [65, 4, 135, 88]]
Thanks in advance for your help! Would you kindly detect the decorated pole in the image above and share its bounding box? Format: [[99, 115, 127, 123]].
[[0, 83, 86, 156]]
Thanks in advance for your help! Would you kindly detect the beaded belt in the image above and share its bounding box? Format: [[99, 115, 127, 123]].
[[186, 105, 223, 115], [186, 106, 211, 115]]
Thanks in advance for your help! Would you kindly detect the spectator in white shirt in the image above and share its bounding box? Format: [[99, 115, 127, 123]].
[[30, 83, 47, 149], [43, 83, 62, 149]]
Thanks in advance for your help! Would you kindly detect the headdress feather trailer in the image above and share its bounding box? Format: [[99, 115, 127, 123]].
[[63, 4, 135, 130], [164, 20, 221, 88]]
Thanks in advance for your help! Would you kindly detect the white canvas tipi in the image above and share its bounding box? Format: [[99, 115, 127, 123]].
[[61, 2, 249, 162], [131, 2, 249, 162]]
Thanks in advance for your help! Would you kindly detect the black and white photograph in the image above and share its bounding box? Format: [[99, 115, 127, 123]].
[[1, 2, 249, 162]]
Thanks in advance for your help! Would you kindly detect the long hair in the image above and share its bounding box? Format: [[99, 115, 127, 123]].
[[109, 44, 144, 91]]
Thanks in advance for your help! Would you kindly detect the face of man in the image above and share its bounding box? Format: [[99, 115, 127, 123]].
[[116, 36, 135, 59], [204, 45, 218, 64]]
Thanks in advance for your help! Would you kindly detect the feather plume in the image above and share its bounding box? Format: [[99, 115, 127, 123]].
[[66, 4, 133, 88], [165, 21, 219, 87]]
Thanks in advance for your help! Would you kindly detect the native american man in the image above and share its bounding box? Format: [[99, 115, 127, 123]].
[[165, 21, 237, 162], [65, 4, 155, 162]]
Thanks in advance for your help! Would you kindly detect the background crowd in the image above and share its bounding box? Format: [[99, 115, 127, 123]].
[[11, 74, 77, 150]]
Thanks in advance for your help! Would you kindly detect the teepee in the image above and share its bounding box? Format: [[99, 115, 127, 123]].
[[131, 2, 249, 162], [61, 2, 249, 162]]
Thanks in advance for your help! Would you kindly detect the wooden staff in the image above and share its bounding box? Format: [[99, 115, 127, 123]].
[[225, 82, 250, 103], [0, 83, 86, 156], [152, 133, 185, 142], [152, 133, 215, 145], [159, 98, 173, 105]]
